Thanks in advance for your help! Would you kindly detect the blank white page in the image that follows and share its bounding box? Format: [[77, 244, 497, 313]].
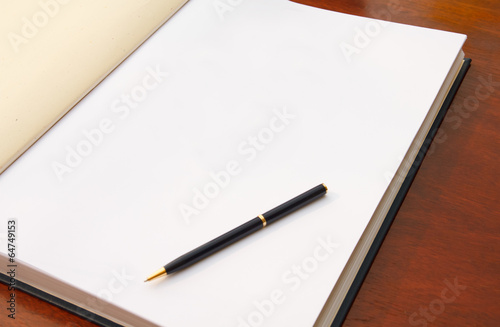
[[0, 0, 465, 326]]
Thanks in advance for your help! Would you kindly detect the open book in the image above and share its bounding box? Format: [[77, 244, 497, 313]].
[[0, 0, 469, 326]]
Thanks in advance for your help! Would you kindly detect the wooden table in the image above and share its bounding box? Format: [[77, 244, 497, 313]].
[[1, 0, 499, 326]]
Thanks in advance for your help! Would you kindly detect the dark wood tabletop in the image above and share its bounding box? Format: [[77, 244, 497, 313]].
[[1, 0, 499, 326]]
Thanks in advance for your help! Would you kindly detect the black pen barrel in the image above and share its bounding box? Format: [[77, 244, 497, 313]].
[[163, 184, 327, 275], [164, 217, 262, 274], [262, 183, 327, 224]]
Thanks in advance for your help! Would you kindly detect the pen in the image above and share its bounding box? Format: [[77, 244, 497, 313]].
[[145, 183, 328, 282]]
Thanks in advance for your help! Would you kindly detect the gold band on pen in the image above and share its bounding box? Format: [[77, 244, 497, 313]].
[[258, 214, 267, 227]]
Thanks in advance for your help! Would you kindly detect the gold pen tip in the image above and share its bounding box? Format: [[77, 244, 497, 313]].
[[322, 183, 328, 192], [145, 267, 167, 282]]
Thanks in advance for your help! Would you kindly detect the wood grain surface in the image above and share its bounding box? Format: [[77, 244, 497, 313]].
[[1, 0, 499, 326]]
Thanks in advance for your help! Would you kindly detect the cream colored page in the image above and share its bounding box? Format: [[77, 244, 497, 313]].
[[0, 0, 188, 174]]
